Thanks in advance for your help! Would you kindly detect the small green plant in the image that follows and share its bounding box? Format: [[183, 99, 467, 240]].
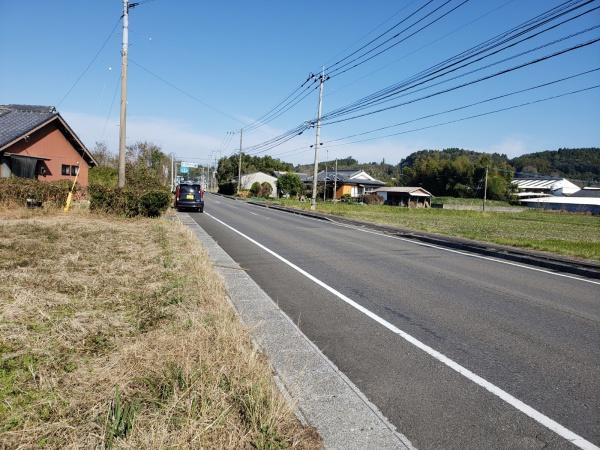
[[105, 386, 137, 449]]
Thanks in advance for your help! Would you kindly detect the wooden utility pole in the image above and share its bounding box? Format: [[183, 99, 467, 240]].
[[333, 158, 338, 200], [483, 166, 488, 212], [117, 0, 129, 188], [237, 129, 243, 194]]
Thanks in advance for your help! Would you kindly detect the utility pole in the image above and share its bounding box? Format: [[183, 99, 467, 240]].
[[483, 166, 488, 212], [237, 129, 243, 194], [117, 0, 129, 188], [333, 158, 338, 201], [311, 67, 326, 210], [170, 153, 174, 191]]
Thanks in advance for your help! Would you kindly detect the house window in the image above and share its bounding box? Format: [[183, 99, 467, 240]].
[[62, 164, 79, 176]]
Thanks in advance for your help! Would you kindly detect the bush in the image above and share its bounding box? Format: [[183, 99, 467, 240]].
[[276, 172, 303, 196], [0, 178, 74, 207], [362, 194, 384, 205], [218, 181, 236, 195], [89, 166, 118, 187], [139, 190, 171, 217], [89, 185, 170, 217], [260, 182, 273, 198], [250, 181, 262, 196]]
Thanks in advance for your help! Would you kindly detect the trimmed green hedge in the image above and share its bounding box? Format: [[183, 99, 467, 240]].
[[0, 178, 73, 207], [89, 185, 171, 217]]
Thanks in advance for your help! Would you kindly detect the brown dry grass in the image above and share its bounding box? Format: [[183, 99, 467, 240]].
[[0, 211, 320, 449]]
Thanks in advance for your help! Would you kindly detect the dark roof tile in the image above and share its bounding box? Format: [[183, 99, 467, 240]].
[[0, 104, 57, 148]]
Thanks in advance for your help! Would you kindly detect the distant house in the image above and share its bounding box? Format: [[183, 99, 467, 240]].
[[371, 186, 432, 207], [511, 177, 580, 200], [272, 170, 309, 183], [0, 104, 96, 186], [307, 169, 385, 198], [239, 171, 278, 197]]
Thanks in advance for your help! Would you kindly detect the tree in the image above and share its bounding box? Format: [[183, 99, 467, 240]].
[[250, 181, 261, 196], [260, 182, 273, 198], [91, 141, 117, 168], [276, 172, 303, 196]]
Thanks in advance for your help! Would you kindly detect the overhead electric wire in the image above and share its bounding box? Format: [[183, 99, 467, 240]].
[[129, 58, 248, 125], [323, 17, 600, 121], [320, 1, 598, 122], [324, 67, 600, 142], [319, 84, 600, 149], [320, 35, 600, 125], [241, 78, 319, 133], [323, 0, 596, 119], [321, 0, 422, 68], [328, 0, 472, 78], [325, 0, 518, 98], [229, 0, 597, 160], [325, 0, 438, 72], [57, 16, 121, 106]]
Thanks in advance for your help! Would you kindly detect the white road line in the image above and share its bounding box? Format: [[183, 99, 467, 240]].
[[205, 211, 599, 450], [247, 211, 259, 216], [329, 220, 600, 286]]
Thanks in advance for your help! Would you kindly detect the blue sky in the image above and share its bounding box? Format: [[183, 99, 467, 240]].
[[1, 0, 599, 165]]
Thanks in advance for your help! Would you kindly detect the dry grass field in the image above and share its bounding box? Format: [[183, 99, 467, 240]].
[[0, 210, 320, 449]]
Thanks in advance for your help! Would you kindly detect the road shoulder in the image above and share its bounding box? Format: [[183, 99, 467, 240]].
[[178, 212, 414, 450]]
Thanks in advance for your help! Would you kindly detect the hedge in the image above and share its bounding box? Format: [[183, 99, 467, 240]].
[[0, 178, 73, 207], [89, 185, 171, 217]]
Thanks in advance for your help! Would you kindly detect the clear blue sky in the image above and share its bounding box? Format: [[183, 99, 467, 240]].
[[1, 0, 599, 165]]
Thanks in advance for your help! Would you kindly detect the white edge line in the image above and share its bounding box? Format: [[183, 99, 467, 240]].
[[330, 221, 600, 286], [205, 211, 599, 450]]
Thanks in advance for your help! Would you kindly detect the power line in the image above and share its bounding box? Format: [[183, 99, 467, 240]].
[[328, 0, 472, 78], [325, 67, 600, 142], [322, 1, 598, 121], [321, 35, 600, 125], [129, 58, 248, 125], [57, 16, 122, 106], [321, 84, 600, 149], [324, 0, 518, 98]]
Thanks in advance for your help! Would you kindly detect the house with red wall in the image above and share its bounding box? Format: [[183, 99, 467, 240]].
[[0, 105, 96, 186]]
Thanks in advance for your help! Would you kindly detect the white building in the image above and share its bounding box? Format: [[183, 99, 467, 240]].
[[511, 177, 580, 200], [239, 171, 278, 198]]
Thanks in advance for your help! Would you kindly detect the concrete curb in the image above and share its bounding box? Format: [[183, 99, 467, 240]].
[[239, 199, 600, 280], [178, 212, 414, 450]]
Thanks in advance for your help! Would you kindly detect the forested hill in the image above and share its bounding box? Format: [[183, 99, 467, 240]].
[[510, 148, 600, 181]]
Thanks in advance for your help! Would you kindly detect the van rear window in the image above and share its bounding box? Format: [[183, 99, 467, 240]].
[[179, 185, 201, 194]]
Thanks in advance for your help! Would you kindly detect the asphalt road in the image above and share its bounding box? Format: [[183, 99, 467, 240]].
[[191, 194, 600, 450]]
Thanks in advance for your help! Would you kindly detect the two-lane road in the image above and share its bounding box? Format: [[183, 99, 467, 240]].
[[192, 194, 599, 449]]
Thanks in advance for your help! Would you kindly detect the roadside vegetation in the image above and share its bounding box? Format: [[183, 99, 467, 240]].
[[263, 199, 600, 261], [0, 210, 320, 448]]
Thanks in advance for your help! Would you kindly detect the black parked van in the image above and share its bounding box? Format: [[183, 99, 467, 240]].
[[174, 183, 204, 212]]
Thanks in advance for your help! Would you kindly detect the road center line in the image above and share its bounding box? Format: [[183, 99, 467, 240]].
[[205, 211, 598, 450]]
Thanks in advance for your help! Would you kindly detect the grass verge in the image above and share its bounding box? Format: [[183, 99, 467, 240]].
[[262, 199, 600, 261], [0, 210, 320, 448]]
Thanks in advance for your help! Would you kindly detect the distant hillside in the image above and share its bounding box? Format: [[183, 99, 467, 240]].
[[511, 148, 600, 182]]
